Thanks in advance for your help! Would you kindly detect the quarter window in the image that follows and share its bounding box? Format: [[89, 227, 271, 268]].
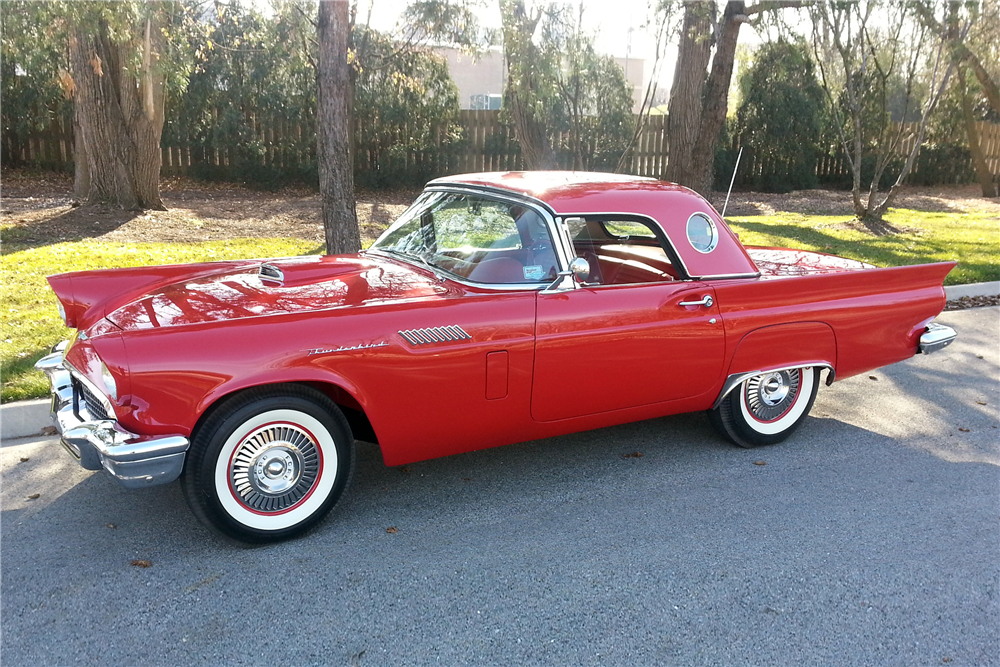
[[686, 213, 718, 253]]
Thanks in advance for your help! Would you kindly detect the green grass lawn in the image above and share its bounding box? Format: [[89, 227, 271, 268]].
[[1, 238, 320, 403], [726, 208, 999, 286], [1, 205, 996, 403]]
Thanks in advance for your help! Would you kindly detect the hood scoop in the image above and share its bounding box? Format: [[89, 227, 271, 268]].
[[254, 256, 379, 288], [258, 263, 285, 284]]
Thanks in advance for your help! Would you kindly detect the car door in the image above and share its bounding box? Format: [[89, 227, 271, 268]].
[[531, 280, 725, 423]]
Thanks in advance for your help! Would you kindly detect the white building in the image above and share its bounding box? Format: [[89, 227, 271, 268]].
[[436, 46, 646, 113]]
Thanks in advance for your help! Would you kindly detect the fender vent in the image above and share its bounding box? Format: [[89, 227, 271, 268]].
[[258, 263, 284, 283], [399, 325, 471, 346]]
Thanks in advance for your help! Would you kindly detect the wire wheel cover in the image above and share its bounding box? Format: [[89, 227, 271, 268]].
[[744, 370, 800, 422], [229, 423, 320, 513]]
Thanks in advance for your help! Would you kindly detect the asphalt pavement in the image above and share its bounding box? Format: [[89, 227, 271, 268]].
[[2, 306, 997, 667]]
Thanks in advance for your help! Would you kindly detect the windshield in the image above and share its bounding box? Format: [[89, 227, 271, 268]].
[[371, 191, 560, 285]]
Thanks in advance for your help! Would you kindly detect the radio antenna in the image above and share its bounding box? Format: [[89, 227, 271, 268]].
[[721, 146, 743, 219]]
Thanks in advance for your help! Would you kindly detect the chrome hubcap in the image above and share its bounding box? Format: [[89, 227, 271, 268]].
[[230, 424, 320, 512], [745, 370, 800, 421]]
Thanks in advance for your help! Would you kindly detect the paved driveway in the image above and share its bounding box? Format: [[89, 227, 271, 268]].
[[2, 307, 997, 667]]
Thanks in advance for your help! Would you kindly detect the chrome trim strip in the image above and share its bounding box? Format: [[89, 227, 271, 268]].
[[692, 272, 762, 281], [712, 363, 835, 410], [918, 322, 956, 354], [398, 325, 472, 346]]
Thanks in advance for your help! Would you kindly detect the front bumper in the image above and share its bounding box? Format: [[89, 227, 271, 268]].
[[918, 322, 957, 355], [35, 345, 189, 489]]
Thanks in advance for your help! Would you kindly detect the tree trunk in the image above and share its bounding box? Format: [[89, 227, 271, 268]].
[[69, 19, 165, 210], [72, 104, 90, 202], [689, 1, 745, 195], [317, 0, 360, 255], [501, 0, 555, 170], [960, 67, 997, 197], [663, 2, 713, 186]]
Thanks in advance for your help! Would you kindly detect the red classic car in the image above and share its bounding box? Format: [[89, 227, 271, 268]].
[[36, 171, 956, 542]]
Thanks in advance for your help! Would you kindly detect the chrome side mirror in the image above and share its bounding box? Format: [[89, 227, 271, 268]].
[[569, 257, 590, 282], [542, 257, 591, 293]]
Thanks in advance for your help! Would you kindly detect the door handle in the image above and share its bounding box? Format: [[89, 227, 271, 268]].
[[679, 295, 714, 308]]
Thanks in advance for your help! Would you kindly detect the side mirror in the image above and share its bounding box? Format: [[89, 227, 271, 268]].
[[542, 257, 591, 293], [569, 257, 590, 282]]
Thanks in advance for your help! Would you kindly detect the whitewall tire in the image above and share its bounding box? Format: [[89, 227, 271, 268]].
[[709, 367, 820, 448], [182, 385, 354, 543]]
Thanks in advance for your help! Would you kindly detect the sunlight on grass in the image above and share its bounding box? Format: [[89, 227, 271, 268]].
[[727, 208, 999, 286], [1, 238, 319, 402]]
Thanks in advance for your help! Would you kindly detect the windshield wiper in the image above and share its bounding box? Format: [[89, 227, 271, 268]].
[[374, 248, 439, 275]]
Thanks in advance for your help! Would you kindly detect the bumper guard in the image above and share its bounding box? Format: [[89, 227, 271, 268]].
[[34, 345, 189, 489], [918, 322, 957, 355]]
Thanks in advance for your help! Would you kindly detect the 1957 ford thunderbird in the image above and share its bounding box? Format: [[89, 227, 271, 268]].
[[36, 171, 957, 542]]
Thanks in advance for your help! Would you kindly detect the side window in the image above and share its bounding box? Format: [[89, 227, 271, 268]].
[[571, 217, 678, 285], [602, 220, 656, 239]]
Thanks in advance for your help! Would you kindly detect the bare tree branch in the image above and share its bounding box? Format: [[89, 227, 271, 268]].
[[912, 0, 1000, 114]]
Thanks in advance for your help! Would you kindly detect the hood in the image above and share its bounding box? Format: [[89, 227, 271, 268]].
[[106, 254, 448, 331]]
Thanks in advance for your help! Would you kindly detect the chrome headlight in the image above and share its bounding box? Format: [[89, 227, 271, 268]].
[[100, 362, 118, 401]]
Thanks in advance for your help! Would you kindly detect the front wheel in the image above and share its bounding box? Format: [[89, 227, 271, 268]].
[[181, 386, 355, 543], [709, 367, 820, 448]]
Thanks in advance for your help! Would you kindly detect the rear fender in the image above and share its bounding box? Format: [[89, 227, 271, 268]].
[[716, 322, 837, 407]]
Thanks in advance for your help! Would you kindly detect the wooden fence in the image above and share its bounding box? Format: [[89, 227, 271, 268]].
[[5, 110, 999, 186], [446, 111, 669, 176], [810, 121, 1000, 186]]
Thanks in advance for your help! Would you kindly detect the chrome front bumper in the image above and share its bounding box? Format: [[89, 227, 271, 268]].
[[35, 346, 189, 489], [918, 322, 957, 355]]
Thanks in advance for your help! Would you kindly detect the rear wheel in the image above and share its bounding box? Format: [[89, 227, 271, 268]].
[[709, 367, 819, 448], [181, 385, 354, 543]]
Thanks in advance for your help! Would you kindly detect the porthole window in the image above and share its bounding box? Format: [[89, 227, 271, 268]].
[[686, 213, 718, 253]]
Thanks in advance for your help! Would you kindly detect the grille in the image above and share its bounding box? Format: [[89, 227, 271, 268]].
[[72, 376, 111, 422]]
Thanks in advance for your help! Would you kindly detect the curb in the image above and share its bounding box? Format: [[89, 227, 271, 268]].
[[2, 281, 998, 441], [1, 398, 51, 441], [945, 281, 999, 299]]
